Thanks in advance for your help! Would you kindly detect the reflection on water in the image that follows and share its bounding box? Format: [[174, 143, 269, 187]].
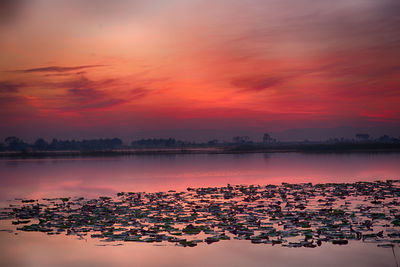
[[0, 232, 397, 267], [0, 153, 399, 267], [0, 153, 399, 201]]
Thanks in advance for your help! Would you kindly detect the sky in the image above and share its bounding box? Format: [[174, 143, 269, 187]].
[[0, 0, 400, 142]]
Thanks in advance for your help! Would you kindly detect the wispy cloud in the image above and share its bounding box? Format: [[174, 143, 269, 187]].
[[232, 76, 287, 92], [0, 81, 23, 93], [0, 95, 26, 106], [57, 76, 150, 111], [13, 65, 105, 73]]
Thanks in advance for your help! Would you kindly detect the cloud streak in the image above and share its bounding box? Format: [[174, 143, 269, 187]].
[[13, 65, 105, 73], [57, 76, 150, 112], [232, 76, 287, 92], [0, 81, 22, 93]]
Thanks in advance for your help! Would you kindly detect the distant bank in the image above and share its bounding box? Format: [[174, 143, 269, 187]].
[[1, 143, 400, 158]]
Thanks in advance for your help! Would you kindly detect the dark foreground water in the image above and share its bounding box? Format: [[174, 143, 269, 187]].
[[1, 152, 400, 267]]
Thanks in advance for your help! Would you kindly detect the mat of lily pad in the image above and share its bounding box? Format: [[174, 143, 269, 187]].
[[1, 180, 400, 248]]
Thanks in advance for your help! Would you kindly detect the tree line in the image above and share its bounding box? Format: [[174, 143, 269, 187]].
[[0, 137, 123, 152], [1, 133, 399, 152]]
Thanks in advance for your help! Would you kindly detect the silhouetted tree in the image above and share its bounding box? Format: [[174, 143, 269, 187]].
[[33, 138, 48, 150], [377, 135, 393, 143], [232, 136, 251, 144], [263, 133, 276, 144], [4, 136, 28, 151], [5, 136, 20, 146], [207, 139, 219, 146], [131, 138, 181, 148]]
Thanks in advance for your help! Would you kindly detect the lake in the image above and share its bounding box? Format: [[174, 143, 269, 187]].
[[1, 152, 400, 267]]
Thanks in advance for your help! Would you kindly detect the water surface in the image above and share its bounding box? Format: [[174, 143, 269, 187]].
[[1, 152, 400, 267], [0, 152, 399, 200]]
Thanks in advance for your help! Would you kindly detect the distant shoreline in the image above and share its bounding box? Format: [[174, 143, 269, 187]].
[[1, 143, 400, 158]]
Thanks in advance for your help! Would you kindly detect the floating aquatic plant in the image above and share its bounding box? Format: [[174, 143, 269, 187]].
[[1, 180, 400, 248]]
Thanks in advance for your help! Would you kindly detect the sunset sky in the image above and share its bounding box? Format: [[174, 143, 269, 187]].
[[1, 0, 399, 142]]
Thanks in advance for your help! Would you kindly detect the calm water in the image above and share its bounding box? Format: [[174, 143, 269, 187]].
[[1, 152, 400, 267]]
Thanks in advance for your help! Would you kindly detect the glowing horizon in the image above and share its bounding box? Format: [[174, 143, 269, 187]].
[[1, 0, 399, 141]]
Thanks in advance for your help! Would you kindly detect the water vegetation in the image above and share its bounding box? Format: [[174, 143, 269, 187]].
[[1, 180, 400, 249]]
